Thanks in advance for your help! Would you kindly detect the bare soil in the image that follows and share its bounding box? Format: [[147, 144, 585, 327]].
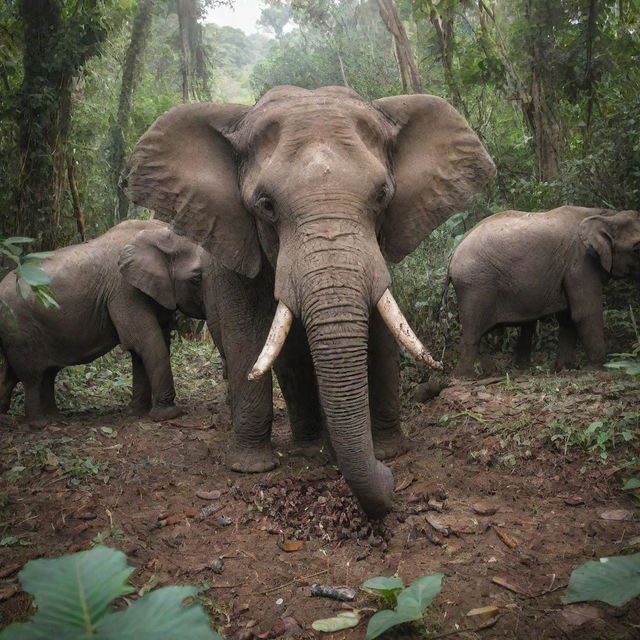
[[1, 344, 639, 639]]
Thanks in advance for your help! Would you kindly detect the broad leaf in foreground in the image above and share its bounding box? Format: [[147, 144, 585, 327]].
[[562, 553, 640, 606], [0, 545, 134, 639]]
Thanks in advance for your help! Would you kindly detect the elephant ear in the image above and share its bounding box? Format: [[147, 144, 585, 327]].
[[125, 102, 260, 278], [374, 95, 496, 262], [119, 225, 177, 310], [579, 215, 613, 273]]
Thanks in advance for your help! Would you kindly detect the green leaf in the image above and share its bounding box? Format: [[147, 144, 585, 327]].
[[97, 586, 222, 639], [312, 610, 361, 632], [396, 573, 443, 615], [0, 546, 134, 640], [17, 262, 51, 286], [365, 609, 415, 640], [25, 251, 55, 259], [562, 553, 640, 606], [623, 478, 640, 490], [4, 237, 35, 244], [362, 575, 404, 599]]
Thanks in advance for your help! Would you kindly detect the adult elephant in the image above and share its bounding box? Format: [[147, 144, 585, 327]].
[[449, 206, 640, 377], [0, 220, 206, 423], [126, 85, 495, 517]]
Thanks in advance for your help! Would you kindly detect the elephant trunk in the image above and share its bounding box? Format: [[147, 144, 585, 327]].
[[299, 256, 394, 518]]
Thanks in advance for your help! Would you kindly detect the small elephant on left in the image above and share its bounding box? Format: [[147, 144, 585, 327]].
[[0, 219, 207, 424]]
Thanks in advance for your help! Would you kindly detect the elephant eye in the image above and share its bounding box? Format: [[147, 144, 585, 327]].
[[376, 184, 392, 205], [255, 195, 277, 222]]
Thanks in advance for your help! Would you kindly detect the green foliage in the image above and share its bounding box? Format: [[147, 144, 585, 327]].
[[547, 415, 637, 462], [562, 553, 640, 607], [362, 573, 444, 640], [0, 238, 58, 308], [0, 545, 222, 639]]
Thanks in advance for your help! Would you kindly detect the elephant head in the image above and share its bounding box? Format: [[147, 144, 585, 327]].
[[126, 86, 495, 517], [119, 222, 207, 320], [579, 210, 640, 279]]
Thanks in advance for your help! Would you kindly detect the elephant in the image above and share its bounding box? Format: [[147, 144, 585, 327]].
[[449, 206, 640, 377], [0, 219, 207, 423], [125, 85, 495, 518]]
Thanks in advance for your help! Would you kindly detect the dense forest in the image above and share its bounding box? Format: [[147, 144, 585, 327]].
[[1, 0, 639, 352]]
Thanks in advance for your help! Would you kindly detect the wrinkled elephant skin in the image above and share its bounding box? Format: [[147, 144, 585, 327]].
[[126, 86, 495, 517]]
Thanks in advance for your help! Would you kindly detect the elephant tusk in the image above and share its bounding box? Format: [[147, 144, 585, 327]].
[[248, 301, 294, 381], [377, 289, 443, 370]]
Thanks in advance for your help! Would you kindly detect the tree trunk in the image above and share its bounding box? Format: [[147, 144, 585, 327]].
[[428, 6, 467, 116], [14, 0, 106, 249], [108, 0, 154, 224], [376, 0, 422, 93], [67, 154, 86, 241]]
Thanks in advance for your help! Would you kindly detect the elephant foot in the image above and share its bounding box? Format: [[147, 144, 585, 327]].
[[149, 404, 185, 422], [290, 437, 328, 462], [372, 429, 410, 460], [227, 442, 278, 473], [125, 402, 151, 417], [25, 416, 51, 430]]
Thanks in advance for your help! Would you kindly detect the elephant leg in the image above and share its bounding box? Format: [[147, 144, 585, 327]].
[[555, 310, 578, 370], [273, 318, 324, 450], [115, 308, 183, 422], [210, 267, 277, 473], [40, 368, 62, 418], [514, 322, 536, 369], [454, 289, 493, 378], [0, 364, 17, 414], [368, 309, 408, 460], [566, 283, 607, 367], [126, 351, 152, 415], [23, 373, 46, 424]]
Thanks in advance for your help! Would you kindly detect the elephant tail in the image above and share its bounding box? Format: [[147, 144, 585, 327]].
[[433, 254, 454, 323]]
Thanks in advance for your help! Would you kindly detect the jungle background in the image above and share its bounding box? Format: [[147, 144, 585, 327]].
[[1, 0, 639, 360], [1, 1, 640, 639]]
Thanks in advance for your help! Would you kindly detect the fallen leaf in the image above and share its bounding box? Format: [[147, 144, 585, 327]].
[[312, 610, 360, 632], [466, 605, 500, 619], [564, 496, 585, 506], [600, 509, 633, 521], [395, 475, 414, 492], [195, 489, 222, 500], [279, 540, 304, 552], [425, 514, 452, 536], [493, 525, 518, 549], [472, 501, 498, 516], [492, 576, 528, 595], [558, 605, 602, 630]]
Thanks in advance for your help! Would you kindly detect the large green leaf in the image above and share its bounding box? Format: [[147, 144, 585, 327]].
[[562, 553, 640, 606], [17, 261, 51, 286], [396, 573, 443, 617], [365, 608, 416, 640], [0, 546, 134, 639], [362, 576, 404, 601], [623, 477, 640, 490], [96, 586, 222, 639]]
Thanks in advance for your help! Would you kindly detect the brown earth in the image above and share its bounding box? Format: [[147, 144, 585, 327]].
[[0, 343, 639, 639]]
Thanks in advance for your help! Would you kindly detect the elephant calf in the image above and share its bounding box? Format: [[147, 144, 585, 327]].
[[450, 206, 640, 377], [0, 220, 206, 423]]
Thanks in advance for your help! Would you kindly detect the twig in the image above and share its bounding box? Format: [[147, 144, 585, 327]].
[[261, 569, 328, 595], [431, 615, 501, 638]]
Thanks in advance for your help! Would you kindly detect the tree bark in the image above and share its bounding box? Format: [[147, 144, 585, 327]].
[[14, 0, 106, 249], [108, 0, 154, 224], [376, 0, 422, 93], [67, 154, 86, 241]]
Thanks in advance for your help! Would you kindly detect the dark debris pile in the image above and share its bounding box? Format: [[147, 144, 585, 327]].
[[233, 471, 393, 547]]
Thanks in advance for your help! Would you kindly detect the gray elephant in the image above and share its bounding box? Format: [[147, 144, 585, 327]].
[[0, 219, 206, 423], [449, 206, 640, 377], [126, 85, 495, 518]]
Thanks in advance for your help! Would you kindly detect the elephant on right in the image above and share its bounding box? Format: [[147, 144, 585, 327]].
[[449, 206, 640, 377]]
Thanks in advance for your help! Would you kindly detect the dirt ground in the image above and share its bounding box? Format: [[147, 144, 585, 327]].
[[0, 343, 639, 639]]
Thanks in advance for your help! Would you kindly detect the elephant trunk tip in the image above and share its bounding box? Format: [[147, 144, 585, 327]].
[[376, 289, 442, 370]]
